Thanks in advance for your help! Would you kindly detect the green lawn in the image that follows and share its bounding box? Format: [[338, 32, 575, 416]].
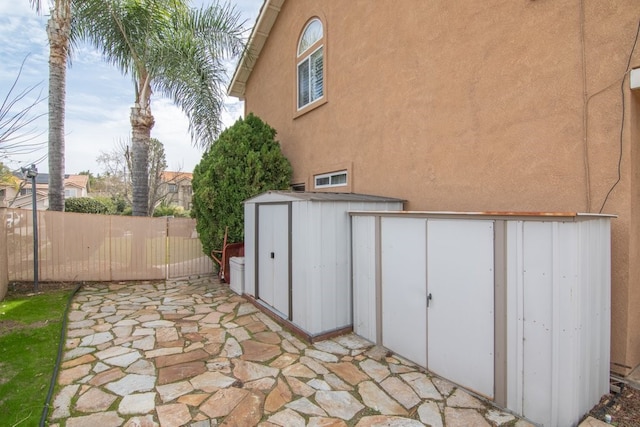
[[0, 290, 71, 427]]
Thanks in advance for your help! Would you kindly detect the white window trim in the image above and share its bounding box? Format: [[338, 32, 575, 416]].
[[315, 170, 348, 189], [297, 18, 324, 111], [297, 45, 324, 110], [297, 18, 323, 56]]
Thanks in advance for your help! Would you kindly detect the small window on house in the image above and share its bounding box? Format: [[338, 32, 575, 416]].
[[20, 188, 32, 196], [0, 189, 5, 199], [291, 183, 305, 192], [168, 184, 178, 193], [297, 18, 324, 109], [314, 171, 347, 189]]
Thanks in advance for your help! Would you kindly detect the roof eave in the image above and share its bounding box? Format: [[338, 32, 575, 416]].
[[228, 0, 285, 99]]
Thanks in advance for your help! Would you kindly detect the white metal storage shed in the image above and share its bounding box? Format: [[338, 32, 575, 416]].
[[350, 211, 613, 427], [244, 191, 403, 339]]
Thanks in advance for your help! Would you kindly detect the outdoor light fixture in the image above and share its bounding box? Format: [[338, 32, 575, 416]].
[[21, 164, 39, 292]]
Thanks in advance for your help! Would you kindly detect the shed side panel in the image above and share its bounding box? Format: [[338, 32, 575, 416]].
[[244, 202, 256, 296], [352, 215, 377, 342]]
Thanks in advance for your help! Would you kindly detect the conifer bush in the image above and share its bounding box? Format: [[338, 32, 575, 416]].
[[192, 113, 292, 257]]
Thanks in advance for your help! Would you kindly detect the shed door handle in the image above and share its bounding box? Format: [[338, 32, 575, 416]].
[[427, 293, 432, 307], [270, 252, 275, 259]]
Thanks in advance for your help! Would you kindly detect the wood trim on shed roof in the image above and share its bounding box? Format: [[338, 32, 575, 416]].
[[228, 0, 285, 99]]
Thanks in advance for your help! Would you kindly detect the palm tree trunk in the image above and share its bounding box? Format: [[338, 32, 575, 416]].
[[130, 105, 154, 216], [46, 0, 71, 212]]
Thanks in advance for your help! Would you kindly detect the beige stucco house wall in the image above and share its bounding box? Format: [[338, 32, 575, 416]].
[[230, 0, 640, 377]]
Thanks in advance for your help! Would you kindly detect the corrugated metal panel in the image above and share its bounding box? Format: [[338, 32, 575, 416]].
[[520, 221, 557, 424], [505, 219, 611, 426], [578, 219, 611, 418], [506, 220, 525, 415], [244, 202, 256, 296], [352, 215, 377, 342], [290, 199, 310, 329], [292, 200, 358, 335]]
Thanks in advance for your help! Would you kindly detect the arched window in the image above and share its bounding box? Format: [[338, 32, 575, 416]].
[[297, 18, 324, 109]]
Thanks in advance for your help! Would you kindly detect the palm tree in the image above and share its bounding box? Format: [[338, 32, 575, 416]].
[[72, 0, 245, 216], [29, 0, 71, 211]]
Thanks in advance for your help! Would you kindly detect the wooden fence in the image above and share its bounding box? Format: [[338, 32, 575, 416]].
[[0, 208, 214, 299]]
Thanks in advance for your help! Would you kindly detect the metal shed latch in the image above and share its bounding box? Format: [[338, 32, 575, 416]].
[[270, 252, 275, 259]]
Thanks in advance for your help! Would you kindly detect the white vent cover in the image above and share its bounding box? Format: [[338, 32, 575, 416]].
[[632, 68, 640, 90]]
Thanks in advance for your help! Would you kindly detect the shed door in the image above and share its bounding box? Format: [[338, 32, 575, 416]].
[[427, 219, 494, 398], [257, 203, 290, 318], [381, 217, 428, 367]]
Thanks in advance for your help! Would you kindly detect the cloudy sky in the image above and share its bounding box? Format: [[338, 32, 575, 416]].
[[0, 0, 262, 175]]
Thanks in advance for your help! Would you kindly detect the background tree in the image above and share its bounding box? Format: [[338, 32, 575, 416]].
[[30, 0, 72, 212], [1, 56, 46, 166], [95, 139, 130, 202], [72, 0, 245, 216], [192, 113, 292, 257], [145, 138, 168, 215], [95, 137, 168, 214], [0, 163, 18, 187], [153, 202, 189, 218]]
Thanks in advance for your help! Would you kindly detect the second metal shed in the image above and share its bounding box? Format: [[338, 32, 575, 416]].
[[350, 210, 613, 427], [244, 191, 403, 339]]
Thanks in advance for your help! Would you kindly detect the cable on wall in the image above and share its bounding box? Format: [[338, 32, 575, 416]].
[[598, 19, 640, 214]]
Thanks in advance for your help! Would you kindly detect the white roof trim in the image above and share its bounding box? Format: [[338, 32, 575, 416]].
[[228, 0, 285, 99]]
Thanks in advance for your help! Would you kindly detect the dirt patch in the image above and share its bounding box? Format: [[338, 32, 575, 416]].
[[588, 385, 640, 426], [0, 320, 24, 336], [0, 319, 50, 336], [6, 281, 78, 296]]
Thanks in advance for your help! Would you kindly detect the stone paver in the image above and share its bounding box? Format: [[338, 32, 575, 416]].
[[74, 387, 117, 412], [49, 277, 535, 426], [118, 392, 157, 414]]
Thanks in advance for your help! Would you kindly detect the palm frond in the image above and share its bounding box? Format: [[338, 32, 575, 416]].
[[150, 3, 246, 148]]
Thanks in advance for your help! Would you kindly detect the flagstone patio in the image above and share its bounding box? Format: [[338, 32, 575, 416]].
[[48, 277, 536, 427]]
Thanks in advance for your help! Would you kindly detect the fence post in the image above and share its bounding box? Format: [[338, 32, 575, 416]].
[[165, 216, 170, 280]]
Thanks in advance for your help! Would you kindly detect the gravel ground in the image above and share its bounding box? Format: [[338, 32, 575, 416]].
[[588, 384, 640, 426]]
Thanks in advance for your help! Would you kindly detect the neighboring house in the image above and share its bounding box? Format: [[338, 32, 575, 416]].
[[159, 171, 193, 210], [63, 174, 90, 198], [0, 173, 90, 210], [229, 0, 640, 380]]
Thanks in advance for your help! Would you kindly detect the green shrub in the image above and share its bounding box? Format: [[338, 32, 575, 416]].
[[64, 197, 112, 214], [153, 203, 189, 217], [192, 113, 292, 256], [92, 196, 117, 214]]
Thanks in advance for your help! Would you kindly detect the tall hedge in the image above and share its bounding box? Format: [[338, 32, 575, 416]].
[[192, 113, 292, 257]]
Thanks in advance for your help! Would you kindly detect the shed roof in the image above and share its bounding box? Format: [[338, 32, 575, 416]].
[[245, 191, 405, 204]]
